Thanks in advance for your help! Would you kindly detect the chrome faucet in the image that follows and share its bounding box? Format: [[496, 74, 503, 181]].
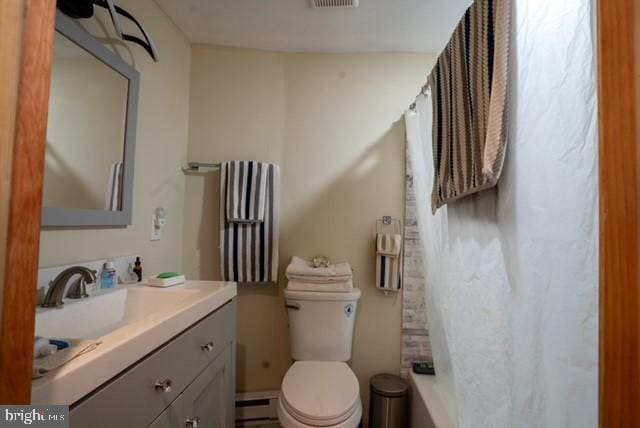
[[41, 266, 97, 308]]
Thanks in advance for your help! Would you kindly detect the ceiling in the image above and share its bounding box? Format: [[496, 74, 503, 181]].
[[154, 0, 472, 53]]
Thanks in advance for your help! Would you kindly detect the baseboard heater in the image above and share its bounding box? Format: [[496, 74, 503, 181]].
[[235, 390, 280, 426]]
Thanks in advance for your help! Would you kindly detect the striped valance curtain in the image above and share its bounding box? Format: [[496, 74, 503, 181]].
[[428, 0, 511, 212]]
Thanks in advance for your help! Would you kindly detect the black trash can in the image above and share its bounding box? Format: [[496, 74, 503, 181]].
[[369, 373, 409, 428]]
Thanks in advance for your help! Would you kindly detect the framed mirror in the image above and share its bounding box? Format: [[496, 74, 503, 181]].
[[42, 12, 139, 227]]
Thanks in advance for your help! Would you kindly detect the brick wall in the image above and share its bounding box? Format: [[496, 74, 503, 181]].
[[401, 146, 433, 377]]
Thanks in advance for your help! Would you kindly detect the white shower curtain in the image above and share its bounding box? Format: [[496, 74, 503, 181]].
[[405, 0, 598, 426]]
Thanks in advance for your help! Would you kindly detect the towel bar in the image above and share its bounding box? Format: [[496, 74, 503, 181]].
[[182, 162, 221, 173]]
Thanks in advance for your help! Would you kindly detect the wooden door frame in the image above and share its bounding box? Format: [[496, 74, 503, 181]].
[[0, 0, 56, 404], [598, 0, 640, 426], [0, 0, 638, 420]]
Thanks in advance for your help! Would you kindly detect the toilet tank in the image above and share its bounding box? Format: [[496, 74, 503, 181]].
[[284, 288, 361, 361]]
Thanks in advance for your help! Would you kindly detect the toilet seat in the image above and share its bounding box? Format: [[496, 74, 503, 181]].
[[277, 398, 362, 428], [279, 361, 361, 427]]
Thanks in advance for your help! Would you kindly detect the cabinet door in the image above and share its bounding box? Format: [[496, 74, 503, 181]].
[[147, 395, 183, 428], [181, 344, 234, 428]]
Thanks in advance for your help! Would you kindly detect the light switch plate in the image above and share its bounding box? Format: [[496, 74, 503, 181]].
[[151, 214, 162, 241]]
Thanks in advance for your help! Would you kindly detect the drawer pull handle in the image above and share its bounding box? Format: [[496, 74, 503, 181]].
[[186, 416, 200, 428], [201, 342, 214, 352], [154, 379, 173, 393], [285, 303, 300, 311]]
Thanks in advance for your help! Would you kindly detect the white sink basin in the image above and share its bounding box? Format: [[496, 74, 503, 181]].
[[32, 281, 237, 405], [35, 287, 201, 339]]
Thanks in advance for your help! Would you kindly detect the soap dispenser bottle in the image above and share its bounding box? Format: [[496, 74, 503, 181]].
[[101, 261, 117, 289], [133, 256, 143, 282]]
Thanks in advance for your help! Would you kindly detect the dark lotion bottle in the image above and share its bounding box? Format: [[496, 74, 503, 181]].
[[133, 257, 143, 282]]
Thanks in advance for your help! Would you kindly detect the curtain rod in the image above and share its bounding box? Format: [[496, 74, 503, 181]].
[[408, 83, 432, 111]]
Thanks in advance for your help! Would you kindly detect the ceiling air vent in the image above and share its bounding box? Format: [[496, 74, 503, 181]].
[[311, 0, 359, 8]]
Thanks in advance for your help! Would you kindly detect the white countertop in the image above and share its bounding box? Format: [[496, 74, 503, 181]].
[[31, 280, 236, 405]]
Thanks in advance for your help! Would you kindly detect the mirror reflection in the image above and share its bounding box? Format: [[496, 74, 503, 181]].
[[44, 32, 128, 211]]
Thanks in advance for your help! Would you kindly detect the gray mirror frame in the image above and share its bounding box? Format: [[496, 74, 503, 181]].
[[42, 11, 139, 228]]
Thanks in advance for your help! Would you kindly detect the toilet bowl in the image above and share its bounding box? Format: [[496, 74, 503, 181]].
[[279, 287, 363, 427], [278, 361, 362, 428]]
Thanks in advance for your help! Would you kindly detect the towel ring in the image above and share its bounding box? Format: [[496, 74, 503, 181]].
[[376, 216, 402, 234]]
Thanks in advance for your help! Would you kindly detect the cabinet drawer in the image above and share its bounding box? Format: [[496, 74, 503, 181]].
[[186, 301, 234, 366], [181, 344, 234, 428], [70, 301, 235, 428], [147, 344, 234, 428]]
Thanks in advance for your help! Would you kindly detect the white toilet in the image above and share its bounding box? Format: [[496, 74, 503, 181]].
[[278, 288, 363, 428]]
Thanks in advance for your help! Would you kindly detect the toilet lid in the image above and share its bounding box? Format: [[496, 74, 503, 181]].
[[281, 361, 360, 425]]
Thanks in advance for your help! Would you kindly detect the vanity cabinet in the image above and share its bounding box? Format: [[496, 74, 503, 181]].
[[182, 344, 234, 428], [70, 300, 236, 428], [149, 345, 233, 428]]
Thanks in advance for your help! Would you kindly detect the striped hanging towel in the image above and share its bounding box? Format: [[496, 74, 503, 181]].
[[220, 161, 280, 283], [428, 0, 511, 212], [105, 161, 123, 211], [376, 233, 402, 291], [224, 160, 268, 223]]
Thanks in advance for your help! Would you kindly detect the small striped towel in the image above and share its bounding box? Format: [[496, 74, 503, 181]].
[[220, 161, 280, 283], [376, 233, 402, 291], [105, 161, 123, 211], [224, 160, 269, 223]]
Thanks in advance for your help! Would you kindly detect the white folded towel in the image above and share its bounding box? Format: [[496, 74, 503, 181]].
[[287, 279, 353, 292], [286, 274, 353, 283], [285, 257, 352, 282], [377, 233, 402, 257]]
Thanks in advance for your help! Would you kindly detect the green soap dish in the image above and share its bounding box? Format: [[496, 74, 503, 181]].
[[157, 272, 181, 279]]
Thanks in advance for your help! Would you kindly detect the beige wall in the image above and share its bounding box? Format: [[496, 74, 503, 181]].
[[184, 44, 436, 416], [39, 0, 191, 276]]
